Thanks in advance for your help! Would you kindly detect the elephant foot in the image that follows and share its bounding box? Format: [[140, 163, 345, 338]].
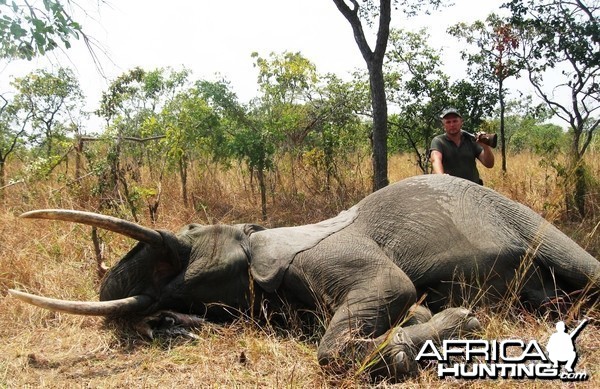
[[404, 304, 433, 326], [430, 307, 481, 336], [369, 308, 481, 381], [403, 307, 482, 350], [432, 308, 482, 339], [389, 327, 419, 377], [133, 310, 205, 340], [368, 327, 419, 381]]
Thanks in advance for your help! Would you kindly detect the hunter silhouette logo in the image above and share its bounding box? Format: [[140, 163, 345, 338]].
[[546, 319, 588, 373], [416, 319, 590, 381]]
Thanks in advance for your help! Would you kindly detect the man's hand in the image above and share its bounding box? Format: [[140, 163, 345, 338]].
[[475, 132, 497, 148]]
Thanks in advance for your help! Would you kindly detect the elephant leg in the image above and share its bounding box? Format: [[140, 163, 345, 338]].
[[316, 266, 417, 375], [368, 307, 481, 381]]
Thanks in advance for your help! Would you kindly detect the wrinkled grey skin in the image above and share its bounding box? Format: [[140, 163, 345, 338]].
[[99, 174, 599, 380]]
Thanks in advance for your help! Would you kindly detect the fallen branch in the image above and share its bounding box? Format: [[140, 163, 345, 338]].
[[0, 179, 25, 190]]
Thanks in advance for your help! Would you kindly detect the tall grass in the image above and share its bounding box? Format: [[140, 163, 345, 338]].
[[0, 151, 598, 387]]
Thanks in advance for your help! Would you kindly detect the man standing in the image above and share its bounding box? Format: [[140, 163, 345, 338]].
[[429, 108, 495, 184]]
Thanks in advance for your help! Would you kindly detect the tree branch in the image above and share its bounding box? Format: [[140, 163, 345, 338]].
[[374, 0, 392, 60], [332, 0, 374, 63]]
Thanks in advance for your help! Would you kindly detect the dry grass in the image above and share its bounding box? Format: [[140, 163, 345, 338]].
[[0, 152, 599, 387]]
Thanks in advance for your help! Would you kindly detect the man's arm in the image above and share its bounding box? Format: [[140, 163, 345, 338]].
[[430, 150, 444, 174], [476, 143, 495, 168]]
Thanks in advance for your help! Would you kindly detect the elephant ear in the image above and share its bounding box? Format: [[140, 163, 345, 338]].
[[235, 224, 267, 236], [249, 206, 359, 292]]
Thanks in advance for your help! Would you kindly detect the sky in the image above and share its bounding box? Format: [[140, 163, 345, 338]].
[[2, 0, 511, 127]]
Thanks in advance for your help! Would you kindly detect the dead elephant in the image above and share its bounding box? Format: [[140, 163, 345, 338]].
[[10, 174, 600, 380]]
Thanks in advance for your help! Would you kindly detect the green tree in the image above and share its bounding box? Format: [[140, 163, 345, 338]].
[[495, 96, 550, 151], [0, 95, 26, 192], [251, 51, 370, 199], [511, 122, 565, 155], [11, 67, 84, 157], [332, 0, 445, 191], [507, 0, 600, 217], [198, 79, 275, 221], [304, 73, 368, 193], [448, 13, 522, 172], [447, 80, 498, 132], [0, 0, 89, 60], [95, 67, 191, 219], [159, 86, 222, 207], [98, 67, 190, 130], [252, 51, 319, 192], [385, 28, 497, 172], [385, 28, 451, 172]]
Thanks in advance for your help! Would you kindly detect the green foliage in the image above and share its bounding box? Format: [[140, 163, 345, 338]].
[[97, 67, 147, 124], [448, 14, 523, 84], [229, 125, 277, 173], [385, 28, 497, 171], [252, 51, 320, 154], [507, 0, 600, 217], [507, 0, 600, 71], [10, 67, 84, 157], [89, 67, 195, 214], [197, 79, 271, 171], [385, 28, 450, 170], [0, 0, 83, 60], [252, 51, 317, 105], [306, 73, 368, 156], [160, 86, 225, 164], [447, 80, 498, 131], [0, 96, 25, 171], [511, 123, 566, 154], [507, 0, 600, 158], [196, 56, 371, 216]]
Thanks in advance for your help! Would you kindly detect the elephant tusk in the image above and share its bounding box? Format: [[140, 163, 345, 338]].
[[20, 209, 163, 246], [8, 289, 153, 316]]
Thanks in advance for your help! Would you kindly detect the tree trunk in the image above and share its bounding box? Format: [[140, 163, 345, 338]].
[[565, 160, 587, 220], [0, 159, 5, 199], [178, 155, 188, 207], [75, 136, 83, 180], [257, 168, 267, 221], [289, 151, 297, 195], [368, 64, 389, 191], [574, 163, 586, 218], [332, 0, 391, 191], [499, 78, 507, 173], [567, 134, 586, 218]]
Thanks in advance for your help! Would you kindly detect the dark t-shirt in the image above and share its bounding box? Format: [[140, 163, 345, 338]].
[[430, 133, 483, 184]]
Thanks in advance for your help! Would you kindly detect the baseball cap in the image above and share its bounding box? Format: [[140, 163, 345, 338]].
[[440, 108, 462, 119]]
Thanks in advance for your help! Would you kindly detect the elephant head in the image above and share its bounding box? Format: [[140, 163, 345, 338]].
[[9, 210, 258, 319]]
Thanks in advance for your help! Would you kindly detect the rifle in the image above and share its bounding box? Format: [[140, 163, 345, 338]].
[[569, 319, 589, 340], [462, 130, 498, 148]]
